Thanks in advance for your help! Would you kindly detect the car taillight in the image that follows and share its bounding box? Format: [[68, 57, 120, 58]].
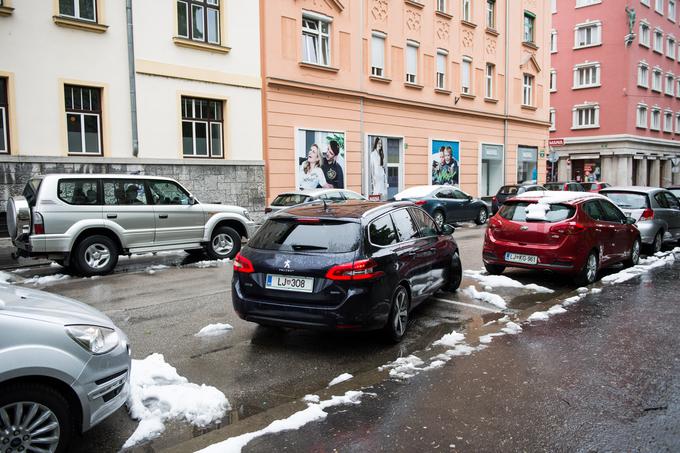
[[492, 196, 497, 204], [414, 200, 427, 206], [33, 211, 45, 235], [549, 222, 586, 235], [297, 217, 321, 223], [325, 259, 384, 281], [640, 208, 654, 221], [233, 253, 254, 273], [488, 219, 503, 231]]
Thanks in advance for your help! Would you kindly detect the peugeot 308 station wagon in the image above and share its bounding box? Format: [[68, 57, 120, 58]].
[[231, 201, 463, 342]]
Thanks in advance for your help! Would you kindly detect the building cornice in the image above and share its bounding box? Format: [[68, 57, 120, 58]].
[[0, 155, 265, 166], [135, 59, 261, 90], [561, 133, 680, 148]]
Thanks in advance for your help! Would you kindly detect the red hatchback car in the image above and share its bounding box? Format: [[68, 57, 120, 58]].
[[483, 192, 641, 286]]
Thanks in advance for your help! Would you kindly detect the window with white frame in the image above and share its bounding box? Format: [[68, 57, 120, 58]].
[[485, 63, 495, 98], [666, 73, 675, 95], [676, 77, 680, 96], [668, 36, 676, 58], [670, 0, 677, 20], [675, 113, 680, 132], [640, 21, 650, 46], [371, 32, 386, 77], [462, 0, 471, 22], [302, 14, 331, 66], [461, 57, 472, 94], [656, 0, 664, 14], [406, 41, 418, 84], [573, 62, 600, 88], [437, 0, 447, 14], [641, 0, 650, 5], [436, 50, 447, 89], [524, 11, 536, 44], [549, 108, 556, 131], [181, 96, 223, 158], [65, 85, 102, 155], [574, 22, 602, 48], [576, 0, 600, 7], [551, 30, 558, 53], [653, 68, 663, 91], [0, 77, 8, 154], [638, 63, 650, 87], [549, 69, 557, 92], [522, 74, 534, 106], [177, 0, 221, 45], [651, 108, 661, 130], [486, 0, 496, 28], [637, 104, 648, 128], [59, 0, 97, 22], [654, 29, 664, 52], [572, 104, 599, 129], [551, 0, 556, 14], [664, 110, 673, 132]]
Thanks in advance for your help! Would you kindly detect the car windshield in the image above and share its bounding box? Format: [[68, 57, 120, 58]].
[[248, 219, 361, 253], [499, 201, 576, 223], [395, 186, 435, 199], [544, 183, 563, 191], [602, 192, 648, 210], [271, 194, 310, 207], [669, 188, 680, 198], [498, 186, 519, 195]]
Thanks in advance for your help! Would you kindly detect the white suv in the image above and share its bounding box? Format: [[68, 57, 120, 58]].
[[7, 174, 257, 275]]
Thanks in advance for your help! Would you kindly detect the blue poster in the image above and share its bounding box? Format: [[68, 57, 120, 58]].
[[430, 140, 460, 186]]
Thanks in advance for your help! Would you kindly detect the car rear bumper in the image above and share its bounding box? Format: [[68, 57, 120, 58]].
[[483, 238, 586, 274], [635, 221, 661, 245]]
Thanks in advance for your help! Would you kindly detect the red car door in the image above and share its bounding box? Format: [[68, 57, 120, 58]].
[[582, 200, 616, 265], [598, 199, 633, 261]]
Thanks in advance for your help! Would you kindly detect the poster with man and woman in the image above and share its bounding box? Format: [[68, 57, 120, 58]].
[[296, 129, 346, 190], [431, 140, 460, 186]]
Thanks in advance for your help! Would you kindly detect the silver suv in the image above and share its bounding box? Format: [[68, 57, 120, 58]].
[[7, 174, 257, 275]]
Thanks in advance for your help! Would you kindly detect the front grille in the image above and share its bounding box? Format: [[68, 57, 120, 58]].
[[95, 369, 127, 385]]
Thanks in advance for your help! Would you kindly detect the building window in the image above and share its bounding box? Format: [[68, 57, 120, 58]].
[[654, 29, 664, 53], [671, 0, 677, 20], [486, 0, 496, 29], [640, 22, 650, 46], [181, 96, 223, 158], [675, 113, 680, 133], [549, 69, 557, 92], [668, 36, 676, 58], [573, 63, 600, 89], [65, 85, 102, 155], [551, 0, 557, 14], [575, 22, 602, 48], [462, 0, 471, 22], [549, 108, 556, 131], [653, 68, 663, 91], [666, 73, 676, 95], [641, 0, 650, 6], [523, 12, 535, 44], [302, 14, 331, 66], [371, 33, 386, 77], [638, 63, 649, 87], [576, 0, 600, 6], [656, 0, 664, 14], [177, 0, 221, 44], [522, 74, 534, 106], [572, 104, 599, 129], [461, 57, 472, 94], [651, 108, 661, 130], [59, 0, 97, 22], [436, 50, 447, 89], [664, 110, 673, 132], [676, 78, 680, 97], [405, 41, 418, 84], [437, 0, 447, 14], [550, 30, 557, 53], [485, 63, 495, 98], [637, 104, 648, 128], [0, 77, 8, 154]]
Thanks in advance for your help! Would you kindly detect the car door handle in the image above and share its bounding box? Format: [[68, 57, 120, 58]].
[[407, 251, 417, 256], [159, 214, 169, 219], [106, 214, 117, 219]]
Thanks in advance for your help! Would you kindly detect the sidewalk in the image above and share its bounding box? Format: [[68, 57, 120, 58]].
[[0, 237, 49, 270]]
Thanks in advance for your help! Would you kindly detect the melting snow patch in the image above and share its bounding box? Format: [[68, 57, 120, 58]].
[[576, 287, 589, 294], [432, 330, 466, 348], [602, 251, 677, 284], [501, 322, 523, 335], [464, 270, 554, 293], [146, 265, 170, 275], [379, 355, 425, 379], [195, 323, 233, 337], [562, 295, 583, 306], [462, 285, 506, 309], [590, 288, 602, 294], [22, 274, 71, 286], [548, 305, 567, 315], [186, 259, 231, 269], [0, 272, 13, 284], [479, 333, 505, 344], [527, 311, 550, 322], [303, 394, 320, 404], [123, 353, 229, 449], [196, 391, 365, 453], [328, 373, 353, 387], [427, 360, 446, 369]]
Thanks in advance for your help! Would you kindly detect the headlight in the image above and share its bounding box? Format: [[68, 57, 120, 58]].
[[66, 325, 119, 355]]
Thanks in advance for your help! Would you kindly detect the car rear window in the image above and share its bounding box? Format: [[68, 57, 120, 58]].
[[248, 219, 361, 253], [271, 194, 310, 207], [498, 186, 519, 195], [544, 183, 563, 191], [581, 183, 595, 191], [499, 202, 576, 223], [22, 179, 42, 207], [602, 192, 648, 210]]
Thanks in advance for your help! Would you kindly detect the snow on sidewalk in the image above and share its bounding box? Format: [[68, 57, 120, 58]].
[[601, 248, 678, 284], [461, 285, 507, 309], [195, 323, 234, 337], [123, 354, 230, 449], [464, 270, 554, 293], [327, 373, 353, 387]]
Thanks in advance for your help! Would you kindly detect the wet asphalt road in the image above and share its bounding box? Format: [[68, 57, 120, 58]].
[[237, 257, 680, 452]]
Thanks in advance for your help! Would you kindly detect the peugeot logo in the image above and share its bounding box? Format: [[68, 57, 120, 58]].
[[520, 226, 529, 231], [284, 260, 291, 269]]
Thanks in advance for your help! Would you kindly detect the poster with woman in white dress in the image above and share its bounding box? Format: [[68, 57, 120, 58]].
[[369, 137, 389, 200]]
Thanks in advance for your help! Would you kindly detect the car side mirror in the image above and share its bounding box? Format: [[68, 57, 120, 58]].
[[189, 195, 196, 205], [625, 216, 637, 225], [441, 224, 455, 235]]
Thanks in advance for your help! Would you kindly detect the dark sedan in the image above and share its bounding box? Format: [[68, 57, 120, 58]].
[[393, 185, 489, 228], [491, 184, 546, 214], [544, 181, 587, 192], [232, 200, 462, 341]]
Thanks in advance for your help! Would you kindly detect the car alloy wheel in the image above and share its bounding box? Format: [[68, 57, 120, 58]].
[[84, 243, 111, 270], [212, 233, 234, 256], [392, 288, 409, 338], [449, 252, 463, 291], [433, 211, 445, 229], [476, 208, 488, 225], [653, 232, 662, 254], [585, 253, 598, 284], [631, 240, 640, 265], [0, 401, 61, 453]]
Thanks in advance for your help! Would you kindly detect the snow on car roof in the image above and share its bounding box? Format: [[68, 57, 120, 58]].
[[512, 190, 602, 204], [395, 185, 456, 199]]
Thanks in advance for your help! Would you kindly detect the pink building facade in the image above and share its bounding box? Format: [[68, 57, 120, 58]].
[[550, 0, 680, 186], [261, 0, 551, 202]]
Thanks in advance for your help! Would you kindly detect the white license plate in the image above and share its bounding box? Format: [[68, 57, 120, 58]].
[[505, 252, 538, 265], [265, 274, 314, 293]]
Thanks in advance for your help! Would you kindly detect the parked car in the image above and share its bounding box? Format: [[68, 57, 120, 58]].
[[668, 186, 680, 199], [580, 181, 611, 192], [232, 200, 462, 341], [0, 282, 131, 452], [265, 189, 366, 216], [491, 184, 547, 214], [484, 191, 640, 286], [600, 186, 680, 253], [543, 181, 587, 192], [393, 185, 489, 228], [6, 174, 257, 276]]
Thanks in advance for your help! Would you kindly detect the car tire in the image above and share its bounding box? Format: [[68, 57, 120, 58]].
[[383, 285, 410, 343], [474, 208, 488, 225], [206, 226, 241, 260], [73, 235, 119, 276], [448, 252, 463, 291], [648, 231, 663, 255], [623, 238, 641, 268], [484, 263, 505, 275], [0, 382, 75, 453], [433, 210, 446, 229], [574, 250, 598, 286]]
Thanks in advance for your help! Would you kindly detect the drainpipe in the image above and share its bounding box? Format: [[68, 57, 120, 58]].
[[360, 0, 366, 196], [126, 0, 140, 157], [503, 0, 510, 184]]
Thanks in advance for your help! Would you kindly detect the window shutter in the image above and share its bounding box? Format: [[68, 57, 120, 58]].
[[437, 53, 445, 74], [371, 36, 385, 68], [407, 45, 418, 74]]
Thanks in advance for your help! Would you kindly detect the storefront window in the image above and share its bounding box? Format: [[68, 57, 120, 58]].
[[571, 159, 601, 182], [517, 146, 538, 184]]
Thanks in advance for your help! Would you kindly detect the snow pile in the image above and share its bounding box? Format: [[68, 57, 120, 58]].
[[501, 321, 523, 335], [186, 259, 231, 269], [479, 333, 505, 344], [528, 304, 567, 322], [0, 298, 5, 309], [527, 311, 550, 322], [432, 330, 465, 348], [123, 354, 230, 449], [145, 264, 170, 275], [195, 323, 233, 337], [562, 295, 584, 306], [328, 373, 353, 387], [464, 270, 554, 293], [462, 285, 506, 309], [547, 305, 567, 315], [379, 355, 425, 379], [196, 391, 365, 453], [0, 272, 13, 284], [602, 250, 677, 284], [22, 274, 71, 286]]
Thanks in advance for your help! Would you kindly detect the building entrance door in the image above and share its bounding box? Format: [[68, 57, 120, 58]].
[[481, 144, 503, 197]]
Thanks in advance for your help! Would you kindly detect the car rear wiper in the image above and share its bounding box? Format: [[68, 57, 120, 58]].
[[291, 244, 328, 251]]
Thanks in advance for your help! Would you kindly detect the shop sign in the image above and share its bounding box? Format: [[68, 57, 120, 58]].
[[548, 139, 565, 147]]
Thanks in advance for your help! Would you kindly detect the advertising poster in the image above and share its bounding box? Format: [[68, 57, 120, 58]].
[[430, 140, 460, 186], [367, 135, 390, 200], [296, 129, 346, 190]]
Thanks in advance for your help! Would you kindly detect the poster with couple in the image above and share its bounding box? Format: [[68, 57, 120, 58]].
[[296, 129, 346, 190], [431, 140, 460, 186]]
